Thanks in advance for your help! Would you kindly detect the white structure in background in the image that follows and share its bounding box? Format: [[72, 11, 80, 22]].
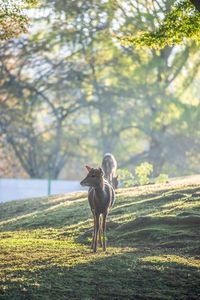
[[0, 178, 85, 203]]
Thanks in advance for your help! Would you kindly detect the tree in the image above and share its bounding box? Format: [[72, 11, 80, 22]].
[[0, 0, 118, 178], [112, 0, 200, 175], [0, 0, 38, 40], [117, 0, 200, 49], [1, 0, 200, 179], [0, 38, 88, 178]]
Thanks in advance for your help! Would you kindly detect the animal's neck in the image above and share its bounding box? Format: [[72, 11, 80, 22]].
[[95, 178, 105, 196]]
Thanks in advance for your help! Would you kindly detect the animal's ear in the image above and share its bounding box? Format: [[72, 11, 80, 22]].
[[85, 165, 92, 172], [98, 167, 104, 176]]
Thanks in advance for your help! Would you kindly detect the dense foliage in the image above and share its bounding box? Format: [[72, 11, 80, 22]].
[[0, 0, 38, 40], [118, 0, 200, 49]]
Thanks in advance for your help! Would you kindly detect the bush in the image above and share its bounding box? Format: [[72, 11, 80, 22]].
[[155, 173, 169, 184], [135, 162, 153, 185], [117, 168, 134, 188]]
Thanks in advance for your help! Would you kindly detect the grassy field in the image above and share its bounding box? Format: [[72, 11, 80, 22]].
[[0, 178, 200, 300]]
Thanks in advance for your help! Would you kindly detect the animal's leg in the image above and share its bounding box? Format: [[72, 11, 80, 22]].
[[98, 215, 102, 247], [102, 213, 107, 251], [91, 211, 95, 250], [93, 213, 100, 253]]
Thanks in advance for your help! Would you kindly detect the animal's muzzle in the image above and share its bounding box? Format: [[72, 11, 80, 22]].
[[80, 180, 88, 186]]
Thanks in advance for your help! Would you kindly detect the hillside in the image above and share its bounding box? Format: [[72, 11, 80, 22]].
[[0, 177, 200, 300]]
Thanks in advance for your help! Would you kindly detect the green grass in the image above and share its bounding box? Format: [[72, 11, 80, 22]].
[[0, 181, 200, 299]]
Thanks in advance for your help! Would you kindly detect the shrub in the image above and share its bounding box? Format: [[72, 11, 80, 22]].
[[117, 168, 134, 188], [155, 173, 169, 184], [135, 162, 153, 185]]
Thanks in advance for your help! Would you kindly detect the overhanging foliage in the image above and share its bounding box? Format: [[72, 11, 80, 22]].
[[117, 0, 200, 49]]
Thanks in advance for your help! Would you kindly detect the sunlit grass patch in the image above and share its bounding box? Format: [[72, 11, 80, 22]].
[[0, 192, 87, 224], [0, 237, 128, 271], [0, 198, 90, 232], [0, 234, 138, 296], [141, 254, 200, 269]]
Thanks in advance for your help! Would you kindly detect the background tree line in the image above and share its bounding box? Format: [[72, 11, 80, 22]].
[[0, 0, 200, 179]]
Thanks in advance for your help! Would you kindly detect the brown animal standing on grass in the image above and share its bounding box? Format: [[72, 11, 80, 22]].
[[102, 153, 118, 189], [80, 165, 115, 252]]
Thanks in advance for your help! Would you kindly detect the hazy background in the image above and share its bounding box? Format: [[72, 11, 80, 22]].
[[1, 0, 200, 181]]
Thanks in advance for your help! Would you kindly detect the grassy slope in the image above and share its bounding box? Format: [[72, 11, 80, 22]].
[[0, 178, 200, 300]]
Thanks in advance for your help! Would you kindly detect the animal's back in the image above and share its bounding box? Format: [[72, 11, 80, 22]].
[[102, 153, 117, 180]]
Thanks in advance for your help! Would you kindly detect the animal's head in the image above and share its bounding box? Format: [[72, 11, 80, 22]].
[[112, 175, 118, 189], [80, 166, 104, 188]]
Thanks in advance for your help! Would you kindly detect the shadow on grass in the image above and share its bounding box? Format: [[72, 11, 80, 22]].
[[76, 213, 200, 253], [1, 185, 200, 246], [1, 250, 200, 300]]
